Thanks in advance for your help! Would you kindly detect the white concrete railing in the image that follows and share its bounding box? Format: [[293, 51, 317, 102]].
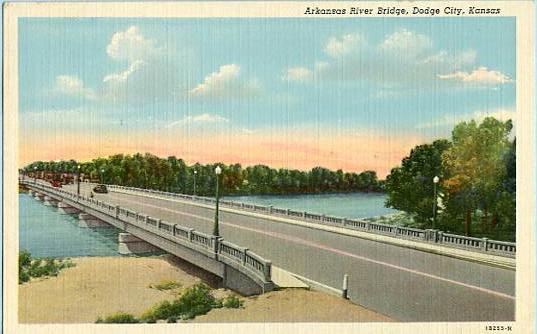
[[108, 184, 516, 258], [21, 181, 272, 285]]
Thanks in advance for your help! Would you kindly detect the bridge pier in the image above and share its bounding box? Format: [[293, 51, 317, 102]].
[[78, 213, 111, 228], [57, 201, 80, 214], [34, 192, 44, 201], [43, 196, 59, 206], [118, 233, 161, 255]]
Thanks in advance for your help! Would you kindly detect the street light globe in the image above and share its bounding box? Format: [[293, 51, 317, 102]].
[[101, 169, 105, 173], [34, 166, 37, 170], [77, 165, 81, 170], [433, 176, 440, 184], [215, 166, 222, 175], [194, 170, 197, 174]]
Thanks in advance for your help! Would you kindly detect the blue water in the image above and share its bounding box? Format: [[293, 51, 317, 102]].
[[223, 192, 398, 219], [19, 193, 121, 258]]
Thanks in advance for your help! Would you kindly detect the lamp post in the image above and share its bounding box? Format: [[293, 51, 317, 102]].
[[100, 169, 105, 184], [34, 166, 37, 184], [432, 176, 439, 229], [193, 170, 197, 196], [213, 166, 222, 237], [77, 165, 81, 197]]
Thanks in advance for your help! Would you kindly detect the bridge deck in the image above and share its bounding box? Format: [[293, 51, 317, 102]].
[[30, 181, 515, 321]]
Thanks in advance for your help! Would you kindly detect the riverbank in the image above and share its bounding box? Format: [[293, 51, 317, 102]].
[[19, 255, 391, 323]]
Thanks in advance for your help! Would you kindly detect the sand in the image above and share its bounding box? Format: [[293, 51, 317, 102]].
[[19, 255, 391, 323]]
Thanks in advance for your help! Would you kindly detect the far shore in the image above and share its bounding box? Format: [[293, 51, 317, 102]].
[[19, 255, 392, 323]]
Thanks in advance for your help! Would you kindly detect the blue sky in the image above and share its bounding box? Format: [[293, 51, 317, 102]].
[[18, 18, 516, 174]]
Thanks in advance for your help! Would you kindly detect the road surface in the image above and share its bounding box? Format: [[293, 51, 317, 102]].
[[67, 183, 515, 321]]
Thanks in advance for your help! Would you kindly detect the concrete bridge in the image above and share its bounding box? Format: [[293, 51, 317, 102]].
[[20, 179, 516, 322], [22, 180, 274, 295]]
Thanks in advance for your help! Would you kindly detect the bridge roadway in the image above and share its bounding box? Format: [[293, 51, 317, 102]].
[[66, 183, 515, 322]]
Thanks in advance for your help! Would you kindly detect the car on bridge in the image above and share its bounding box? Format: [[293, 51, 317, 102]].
[[50, 180, 62, 188], [93, 184, 108, 194]]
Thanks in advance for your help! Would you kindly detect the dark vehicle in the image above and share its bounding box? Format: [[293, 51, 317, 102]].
[[50, 180, 62, 188], [93, 184, 108, 194]]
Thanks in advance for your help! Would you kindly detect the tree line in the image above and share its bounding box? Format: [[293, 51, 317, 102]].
[[22, 156, 384, 196], [385, 117, 515, 240]]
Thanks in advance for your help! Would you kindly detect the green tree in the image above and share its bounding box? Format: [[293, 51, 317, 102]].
[[442, 117, 514, 236], [385, 139, 451, 227]]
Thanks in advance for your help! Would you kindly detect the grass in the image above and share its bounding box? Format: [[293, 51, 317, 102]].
[[96, 312, 140, 323], [98, 283, 245, 323], [149, 279, 182, 291], [19, 250, 75, 284]]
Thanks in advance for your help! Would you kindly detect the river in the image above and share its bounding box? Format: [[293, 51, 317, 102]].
[[19, 193, 121, 258], [223, 192, 398, 219]]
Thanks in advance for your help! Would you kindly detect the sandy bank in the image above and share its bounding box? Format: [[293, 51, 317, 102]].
[[19, 255, 391, 323]]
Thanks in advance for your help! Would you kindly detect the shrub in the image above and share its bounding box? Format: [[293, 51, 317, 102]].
[[141, 283, 219, 321], [19, 250, 31, 268], [95, 312, 139, 323], [18, 250, 75, 284], [150, 280, 181, 291], [222, 295, 243, 309]]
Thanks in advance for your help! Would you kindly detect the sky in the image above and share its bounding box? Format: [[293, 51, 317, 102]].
[[18, 18, 516, 177]]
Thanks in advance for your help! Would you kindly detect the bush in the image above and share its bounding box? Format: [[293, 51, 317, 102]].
[[222, 295, 243, 309], [150, 280, 181, 291], [95, 312, 139, 323], [141, 283, 219, 322], [19, 250, 31, 268], [19, 250, 75, 284]]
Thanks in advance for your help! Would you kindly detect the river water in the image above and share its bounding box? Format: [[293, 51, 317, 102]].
[[19, 193, 121, 258], [223, 192, 398, 219]]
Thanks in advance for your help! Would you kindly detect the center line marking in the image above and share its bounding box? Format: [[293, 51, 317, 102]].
[[104, 191, 515, 300]]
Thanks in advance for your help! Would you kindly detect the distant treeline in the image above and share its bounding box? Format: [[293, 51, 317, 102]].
[[21, 156, 383, 196]]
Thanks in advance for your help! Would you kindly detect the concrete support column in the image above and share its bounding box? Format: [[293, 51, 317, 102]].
[[118, 233, 160, 255], [268, 206, 273, 214], [43, 196, 58, 206], [78, 213, 111, 228], [57, 201, 81, 214]]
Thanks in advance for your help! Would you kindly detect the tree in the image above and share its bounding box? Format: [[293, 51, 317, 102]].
[[442, 117, 513, 236], [385, 139, 451, 227]]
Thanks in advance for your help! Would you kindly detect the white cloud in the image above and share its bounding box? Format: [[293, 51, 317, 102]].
[[166, 113, 230, 128], [288, 28, 483, 88], [106, 26, 158, 62], [416, 107, 516, 129], [103, 60, 145, 84], [282, 67, 313, 82], [189, 64, 261, 99], [378, 28, 432, 58], [54, 75, 95, 99], [325, 33, 365, 58], [438, 66, 513, 86]]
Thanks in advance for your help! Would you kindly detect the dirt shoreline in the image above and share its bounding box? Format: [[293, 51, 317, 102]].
[[19, 255, 392, 323]]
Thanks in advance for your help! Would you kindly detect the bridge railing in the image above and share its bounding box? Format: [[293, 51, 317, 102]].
[[22, 181, 273, 285], [104, 184, 516, 258]]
